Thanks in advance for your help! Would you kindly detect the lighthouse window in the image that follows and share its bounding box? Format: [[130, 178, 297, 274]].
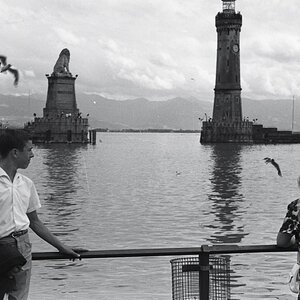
[[227, 60, 229, 66], [236, 75, 238, 82]]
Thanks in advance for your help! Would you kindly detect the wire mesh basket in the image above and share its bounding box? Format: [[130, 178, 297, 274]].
[[170, 256, 230, 300]]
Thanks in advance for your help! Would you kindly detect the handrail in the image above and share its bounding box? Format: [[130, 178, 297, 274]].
[[32, 247, 202, 260], [202, 243, 297, 254], [31, 244, 297, 260], [32, 244, 297, 300]]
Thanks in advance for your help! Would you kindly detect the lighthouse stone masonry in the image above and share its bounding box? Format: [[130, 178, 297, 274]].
[[200, 0, 253, 143]]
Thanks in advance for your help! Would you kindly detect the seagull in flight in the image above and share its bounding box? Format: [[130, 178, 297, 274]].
[[263, 157, 282, 177], [0, 55, 19, 86]]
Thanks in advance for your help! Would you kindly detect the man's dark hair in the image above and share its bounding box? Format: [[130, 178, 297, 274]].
[[0, 129, 30, 158]]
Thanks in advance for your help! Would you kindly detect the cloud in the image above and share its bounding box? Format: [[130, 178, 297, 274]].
[[53, 27, 84, 45], [97, 36, 188, 93], [150, 52, 178, 68], [241, 31, 300, 99], [1, 0, 300, 101]]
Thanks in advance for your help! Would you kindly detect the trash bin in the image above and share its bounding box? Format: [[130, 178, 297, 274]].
[[170, 256, 230, 300]]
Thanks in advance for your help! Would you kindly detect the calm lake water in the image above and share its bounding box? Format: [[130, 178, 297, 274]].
[[20, 133, 300, 299]]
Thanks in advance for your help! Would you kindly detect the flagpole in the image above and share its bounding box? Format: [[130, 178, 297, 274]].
[[292, 95, 295, 132]]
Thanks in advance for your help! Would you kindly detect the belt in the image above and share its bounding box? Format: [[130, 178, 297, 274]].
[[10, 229, 28, 238], [0, 229, 28, 240]]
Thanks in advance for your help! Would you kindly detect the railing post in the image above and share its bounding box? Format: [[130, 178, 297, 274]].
[[199, 245, 210, 300]]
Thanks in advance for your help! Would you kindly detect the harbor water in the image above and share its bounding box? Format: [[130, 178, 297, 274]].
[[20, 133, 300, 299]]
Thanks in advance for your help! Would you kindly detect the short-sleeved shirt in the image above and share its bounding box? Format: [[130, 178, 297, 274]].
[[0, 167, 41, 238], [279, 199, 300, 242]]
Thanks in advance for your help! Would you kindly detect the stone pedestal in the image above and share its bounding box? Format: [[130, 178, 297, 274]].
[[25, 74, 89, 143], [44, 75, 79, 118], [200, 121, 253, 143]]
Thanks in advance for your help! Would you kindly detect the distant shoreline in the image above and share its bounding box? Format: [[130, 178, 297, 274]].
[[95, 128, 200, 133]]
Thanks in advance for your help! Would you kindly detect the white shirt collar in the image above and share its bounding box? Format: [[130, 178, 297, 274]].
[[0, 167, 9, 178], [0, 167, 20, 181]]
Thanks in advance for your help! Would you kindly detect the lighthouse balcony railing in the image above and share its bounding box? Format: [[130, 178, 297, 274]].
[[32, 243, 297, 300]]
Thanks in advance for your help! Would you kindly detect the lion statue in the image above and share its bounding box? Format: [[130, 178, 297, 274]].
[[52, 48, 72, 77]]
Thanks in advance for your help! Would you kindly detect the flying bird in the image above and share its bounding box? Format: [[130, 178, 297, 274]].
[[263, 157, 282, 177], [0, 55, 19, 86]]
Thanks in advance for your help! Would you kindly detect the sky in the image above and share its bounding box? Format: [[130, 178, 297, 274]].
[[1, 0, 300, 102]]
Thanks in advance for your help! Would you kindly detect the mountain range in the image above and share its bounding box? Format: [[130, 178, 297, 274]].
[[0, 93, 298, 131]]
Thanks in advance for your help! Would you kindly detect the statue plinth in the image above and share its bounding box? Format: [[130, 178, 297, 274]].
[[43, 74, 79, 118]]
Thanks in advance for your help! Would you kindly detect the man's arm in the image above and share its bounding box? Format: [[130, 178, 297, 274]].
[[27, 210, 80, 259]]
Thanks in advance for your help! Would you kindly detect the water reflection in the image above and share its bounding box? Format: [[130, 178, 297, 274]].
[[205, 144, 247, 244], [38, 144, 88, 237]]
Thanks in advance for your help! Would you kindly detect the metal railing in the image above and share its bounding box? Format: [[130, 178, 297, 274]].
[[32, 244, 297, 300]]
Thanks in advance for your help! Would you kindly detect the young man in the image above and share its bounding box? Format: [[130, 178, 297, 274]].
[[0, 129, 80, 299]]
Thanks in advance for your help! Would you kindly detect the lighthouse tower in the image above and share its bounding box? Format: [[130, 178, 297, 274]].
[[200, 0, 253, 143]]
